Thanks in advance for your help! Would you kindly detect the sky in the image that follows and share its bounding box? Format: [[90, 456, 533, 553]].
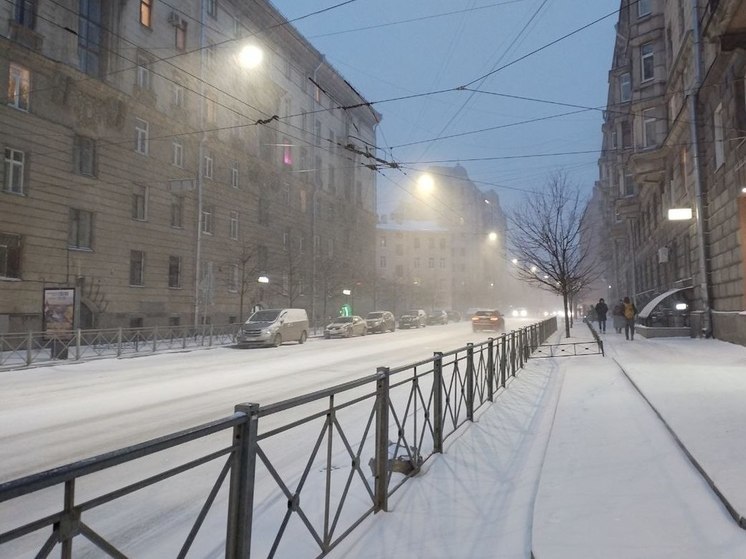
[[269, 0, 619, 216], [4, 322, 746, 557]]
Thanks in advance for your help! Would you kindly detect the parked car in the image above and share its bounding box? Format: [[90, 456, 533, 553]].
[[399, 309, 427, 329], [365, 311, 396, 333], [237, 308, 309, 347], [427, 309, 448, 325], [446, 310, 462, 322], [471, 309, 505, 333], [324, 316, 367, 338]]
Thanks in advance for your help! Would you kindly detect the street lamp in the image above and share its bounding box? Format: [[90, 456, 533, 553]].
[[487, 231, 498, 242], [416, 173, 435, 195], [238, 44, 264, 69]]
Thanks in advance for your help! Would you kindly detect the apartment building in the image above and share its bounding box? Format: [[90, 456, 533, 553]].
[[379, 165, 508, 313], [0, 0, 380, 333], [592, 0, 746, 344]]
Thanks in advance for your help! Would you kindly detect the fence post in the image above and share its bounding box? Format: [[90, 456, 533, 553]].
[[510, 331, 517, 377], [433, 352, 444, 454], [374, 366, 390, 513], [209, 324, 214, 347], [487, 338, 495, 402], [500, 334, 507, 388], [183, 326, 188, 350], [116, 327, 122, 357], [75, 329, 81, 361], [226, 402, 260, 559], [153, 325, 158, 353], [26, 331, 32, 366], [466, 343, 474, 422]]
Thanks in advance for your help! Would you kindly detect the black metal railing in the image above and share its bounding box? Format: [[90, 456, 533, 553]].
[[0, 318, 557, 558]]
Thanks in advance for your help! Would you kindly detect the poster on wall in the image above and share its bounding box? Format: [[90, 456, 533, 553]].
[[43, 288, 75, 337]]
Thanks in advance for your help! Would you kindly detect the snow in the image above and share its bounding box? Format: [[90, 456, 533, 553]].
[[3, 321, 746, 557]]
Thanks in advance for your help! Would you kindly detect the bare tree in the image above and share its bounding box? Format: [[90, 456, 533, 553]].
[[317, 257, 349, 323], [509, 172, 601, 337], [231, 243, 259, 323], [273, 241, 305, 308]]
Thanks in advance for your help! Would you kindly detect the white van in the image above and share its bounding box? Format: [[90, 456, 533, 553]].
[[237, 308, 309, 347]]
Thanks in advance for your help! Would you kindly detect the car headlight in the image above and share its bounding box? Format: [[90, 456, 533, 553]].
[[520, 309, 527, 317], [512, 310, 518, 317]]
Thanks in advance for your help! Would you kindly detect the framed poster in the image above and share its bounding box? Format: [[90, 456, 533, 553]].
[[43, 288, 75, 337]]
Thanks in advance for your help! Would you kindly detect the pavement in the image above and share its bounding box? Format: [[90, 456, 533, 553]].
[[327, 323, 746, 559]]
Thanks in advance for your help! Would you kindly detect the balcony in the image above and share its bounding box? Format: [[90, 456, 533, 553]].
[[703, 0, 746, 49], [629, 144, 667, 187], [615, 195, 640, 220]]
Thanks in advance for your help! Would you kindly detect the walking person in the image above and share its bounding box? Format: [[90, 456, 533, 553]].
[[612, 299, 625, 333], [623, 296, 637, 340], [595, 298, 609, 333]]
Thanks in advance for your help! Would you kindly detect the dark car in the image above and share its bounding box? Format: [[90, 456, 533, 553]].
[[399, 309, 427, 329], [446, 310, 462, 323], [471, 309, 505, 333], [365, 311, 396, 333], [427, 309, 448, 325]]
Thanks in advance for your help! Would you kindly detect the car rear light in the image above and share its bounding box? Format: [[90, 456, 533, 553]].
[[471, 316, 478, 321], [490, 317, 498, 321]]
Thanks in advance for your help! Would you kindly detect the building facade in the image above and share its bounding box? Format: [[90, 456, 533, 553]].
[[591, 0, 746, 345], [379, 165, 508, 314], [0, 0, 380, 333]]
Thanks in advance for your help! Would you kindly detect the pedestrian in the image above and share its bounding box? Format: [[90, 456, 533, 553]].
[[623, 296, 637, 340], [595, 298, 609, 333], [612, 299, 625, 333]]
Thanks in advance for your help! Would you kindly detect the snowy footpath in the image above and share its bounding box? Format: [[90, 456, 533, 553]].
[[328, 326, 746, 559]]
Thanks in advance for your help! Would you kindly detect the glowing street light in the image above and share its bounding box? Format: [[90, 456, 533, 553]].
[[342, 289, 351, 296], [511, 258, 518, 265], [257, 274, 269, 284], [487, 231, 498, 242], [238, 44, 264, 69], [416, 173, 435, 195]]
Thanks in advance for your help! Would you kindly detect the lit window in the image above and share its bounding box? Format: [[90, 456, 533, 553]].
[[140, 0, 152, 27], [3, 148, 25, 194], [8, 63, 30, 111], [283, 140, 293, 166], [135, 118, 149, 155]]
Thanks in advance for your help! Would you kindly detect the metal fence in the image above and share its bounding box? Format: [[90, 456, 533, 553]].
[[0, 324, 242, 370], [0, 318, 557, 558]]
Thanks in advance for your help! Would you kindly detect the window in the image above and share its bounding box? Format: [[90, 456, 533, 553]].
[[175, 22, 187, 51], [229, 210, 239, 240], [68, 208, 93, 249], [201, 205, 213, 234], [171, 195, 183, 228], [714, 103, 725, 169], [395, 244, 403, 256], [15, 0, 36, 28], [640, 109, 656, 148], [130, 250, 145, 286], [619, 73, 631, 102], [621, 120, 631, 148], [132, 185, 148, 220], [8, 63, 30, 111], [440, 258, 446, 268], [428, 257, 435, 269], [315, 120, 322, 145], [380, 236, 387, 248], [283, 139, 293, 167], [314, 156, 322, 186], [203, 151, 213, 179], [135, 118, 149, 155], [171, 140, 183, 167], [79, 0, 102, 76], [140, 0, 152, 26], [169, 256, 182, 288], [258, 196, 269, 225], [206, 0, 217, 18], [380, 256, 386, 268], [136, 54, 151, 90], [283, 229, 289, 251], [395, 264, 403, 278], [638, 0, 651, 17], [641, 43, 654, 82], [414, 257, 420, 269], [172, 83, 185, 108], [75, 136, 96, 176], [205, 94, 216, 123], [299, 234, 305, 254], [313, 235, 320, 256], [0, 233, 22, 279], [229, 264, 238, 292], [231, 161, 239, 187], [623, 173, 634, 197], [4, 148, 25, 194], [439, 238, 446, 250]]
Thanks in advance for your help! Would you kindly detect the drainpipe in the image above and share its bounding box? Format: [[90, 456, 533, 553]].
[[309, 57, 324, 329], [688, 0, 712, 336], [194, 0, 206, 327]]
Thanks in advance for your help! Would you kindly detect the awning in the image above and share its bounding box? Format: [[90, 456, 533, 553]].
[[638, 287, 693, 319]]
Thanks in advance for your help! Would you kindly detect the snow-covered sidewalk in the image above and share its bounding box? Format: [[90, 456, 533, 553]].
[[327, 326, 746, 558]]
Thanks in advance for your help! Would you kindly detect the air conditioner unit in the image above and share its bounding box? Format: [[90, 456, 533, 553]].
[[658, 247, 669, 263]]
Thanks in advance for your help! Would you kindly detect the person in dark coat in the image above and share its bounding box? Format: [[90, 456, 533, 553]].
[[612, 299, 625, 333], [595, 298, 609, 333]]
